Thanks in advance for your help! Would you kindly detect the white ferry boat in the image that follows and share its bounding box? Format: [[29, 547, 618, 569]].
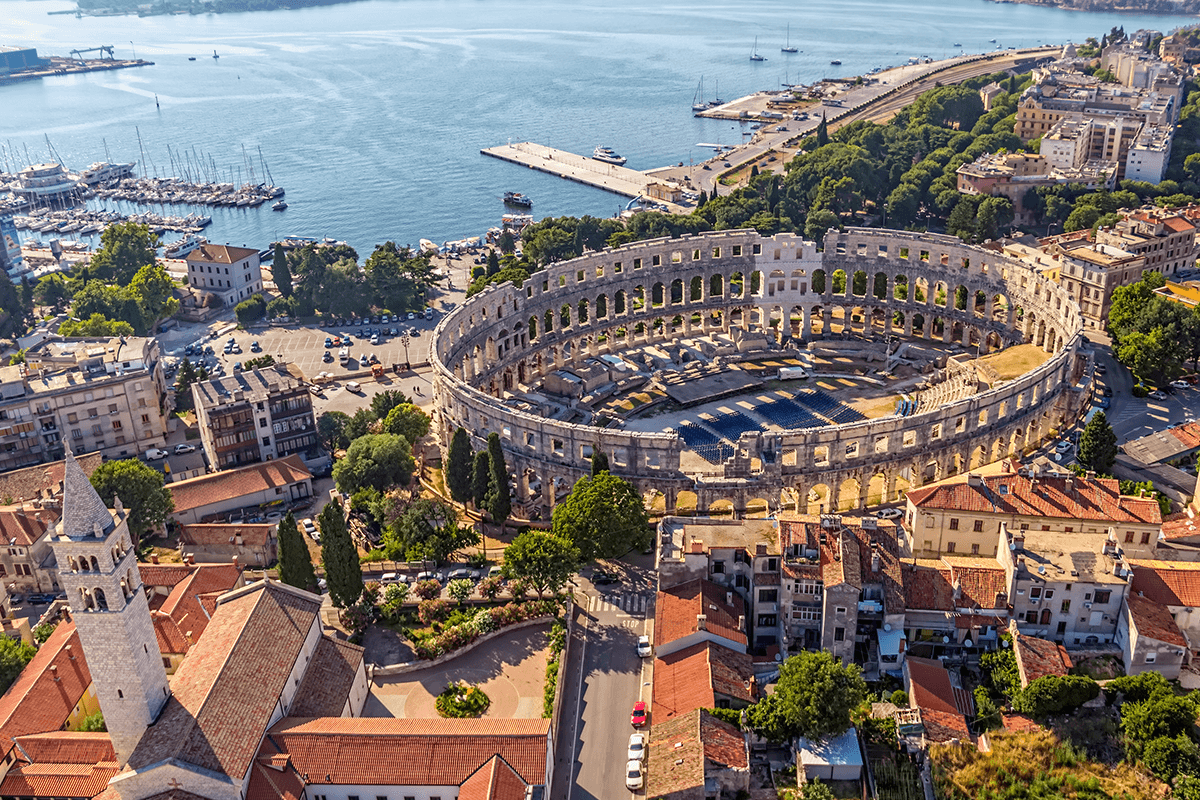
[[164, 233, 207, 259], [592, 146, 627, 166]]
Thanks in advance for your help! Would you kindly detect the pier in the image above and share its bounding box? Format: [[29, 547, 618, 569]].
[[0, 57, 154, 86], [480, 142, 688, 212]]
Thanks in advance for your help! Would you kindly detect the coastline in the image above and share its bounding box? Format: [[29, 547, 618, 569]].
[[988, 0, 1199, 15]]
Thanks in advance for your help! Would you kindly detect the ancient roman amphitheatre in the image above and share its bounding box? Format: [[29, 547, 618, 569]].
[[431, 227, 1088, 518]]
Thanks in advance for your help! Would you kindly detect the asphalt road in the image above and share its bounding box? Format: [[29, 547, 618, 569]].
[[557, 562, 657, 800]]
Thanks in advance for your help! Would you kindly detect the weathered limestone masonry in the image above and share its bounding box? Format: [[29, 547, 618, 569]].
[[432, 228, 1087, 516]]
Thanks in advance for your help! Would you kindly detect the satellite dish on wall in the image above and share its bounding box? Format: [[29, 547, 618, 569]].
[[942, 635, 950, 643], [884, 623, 892, 631], [963, 638, 973, 648], [775, 653, 782, 661]]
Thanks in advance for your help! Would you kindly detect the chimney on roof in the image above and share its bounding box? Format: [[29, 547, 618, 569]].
[[1086, 470, 1097, 480], [756, 543, 767, 556], [871, 550, 881, 573], [65, 644, 74, 660], [231, 555, 238, 569], [738, 614, 745, 631], [49, 665, 58, 682], [968, 473, 983, 488], [1065, 475, 1075, 493], [696, 614, 707, 631], [185, 553, 195, 565], [952, 577, 962, 603], [726, 591, 733, 606], [150, 553, 159, 564]]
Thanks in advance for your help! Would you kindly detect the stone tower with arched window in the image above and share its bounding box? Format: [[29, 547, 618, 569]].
[[49, 449, 170, 765]]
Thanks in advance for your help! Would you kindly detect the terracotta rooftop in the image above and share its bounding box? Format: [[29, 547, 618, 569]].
[[656, 579, 747, 649], [180, 523, 275, 547], [157, 562, 243, 643], [0, 622, 92, 758], [819, 525, 906, 614], [1125, 592, 1187, 648], [245, 739, 305, 800], [652, 641, 754, 722], [921, 708, 972, 743], [1130, 559, 1200, 607], [185, 243, 259, 264], [264, 717, 550, 787], [0, 452, 101, 504], [904, 559, 955, 612], [1161, 513, 1200, 541], [0, 504, 58, 547], [906, 472, 1162, 525], [645, 710, 746, 799], [288, 635, 365, 718], [151, 610, 191, 655], [457, 755, 529, 800], [905, 657, 973, 719], [139, 564, 198, 588], [168, 455, 311, 515], [127, 581, 323, 782], [943, 557, 1009, 609], [1, 732, 117, 799], [1013, 632, 1073, 687]]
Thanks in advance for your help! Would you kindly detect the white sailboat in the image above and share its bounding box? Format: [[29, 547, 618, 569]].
[[781, 24, 798, 53], [692, 77, 707, 113], [750, 37, 766, 61]]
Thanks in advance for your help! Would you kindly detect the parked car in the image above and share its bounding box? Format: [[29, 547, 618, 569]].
[[1172, 380, 1190, 389], [628, 733, 646, 762], [1102, 387, 1113, 397], [630, 701, 648, 728], [592, 570, 618, 585], [250, 341, 261, 352], [875, 508, 903, 519], [325, 337, 334, 348], [371, 334, 380, 345], [323, 351, 334, 362], [346, 381, 362, 393], [447, 568, 477, 582], [424, 308, 434, 319], [1149, 390, 1167, 401], [1097, 397, 1111, 408], [1095, 364, 1107, 375], [1055, 440, 1072, 453], [173, 443, 196, 454], [144, 448, 169, 460], [28, 593, 57, 605], [637, 635, 652, 658], [416, 571, 439, 583], [302, 518, 317, 537], [487, 565, 504, 580], [407, 312, 416, 321], [625, 760, 644, 791]]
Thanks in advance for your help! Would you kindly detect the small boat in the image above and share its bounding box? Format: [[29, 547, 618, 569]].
[[272, 200, 288, 211], [830, 59, 842, 65], [781, 24, 797, 53], [953, 42, 962, 47], [692, 77, 707, 113], [592, 146, 627, 166], [750, 37, 766, 61], [188, 56, 196, 61], [212, 49, 220, 59], [164, 233, 207, 259], [503, 191, 533, 208], [989, 38, 996, 43]]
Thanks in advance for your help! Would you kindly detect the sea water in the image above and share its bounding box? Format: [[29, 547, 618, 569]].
[[0, 0, 1195, 254]]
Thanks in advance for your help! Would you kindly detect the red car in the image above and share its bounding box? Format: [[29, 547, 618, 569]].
[[631, 701, 648, 728]]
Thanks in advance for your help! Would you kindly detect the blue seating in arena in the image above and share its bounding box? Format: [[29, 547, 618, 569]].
[[794, 389, 866, 424], [756, 398, 825, 430], [677, 423, 733, 464], [705, 411, 763, 441]]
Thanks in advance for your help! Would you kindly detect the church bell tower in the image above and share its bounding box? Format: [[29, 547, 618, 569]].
[[50, 450, 170, 765]]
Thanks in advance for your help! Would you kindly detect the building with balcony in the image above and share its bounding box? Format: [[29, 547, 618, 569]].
[[192, 365, 317, 470], [183, 244, 264, 309], [0, 504, 62, 596], [0, 337, 168, 472], [1096, 207, 1197, 278], [1048, 240, 1147, 331], [956, 151, 1115, 223], [1015, 74, 1176, 144]]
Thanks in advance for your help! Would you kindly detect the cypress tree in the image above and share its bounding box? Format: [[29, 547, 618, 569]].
[[319, 501, 361, 608], [472, 450, 491, 508], [816, 113, 829, 147], [486, 432, 511, 529], [698, 189, 708, 208], [276, 511, 316, 591], [445, 427, 474, 504], [487, 249, 500, 276], [274, 244, 292, 298], [591, 449, 610, 477]]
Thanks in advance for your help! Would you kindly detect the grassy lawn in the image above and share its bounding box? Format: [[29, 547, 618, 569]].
[[858, 396, 903, 418], [978, 344, 1052, 381]]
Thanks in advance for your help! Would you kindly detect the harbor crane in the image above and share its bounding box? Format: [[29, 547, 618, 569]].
[[68, 46, 115, 64]]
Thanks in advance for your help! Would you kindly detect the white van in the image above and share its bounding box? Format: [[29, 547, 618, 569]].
[[339, 346, 350, 364]]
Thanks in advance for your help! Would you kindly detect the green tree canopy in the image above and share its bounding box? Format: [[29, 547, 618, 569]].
[[747, 651, 867, 742], [485, 433, 511, 528], [276, 511, 316, 592], [129, 263, 180, 333], [0, 637, 36, 696], [318, 501, 361, 608], [58, 313, 136, 338], [1077, 410, 1118, 474], [381, 403, 431, 445], [89, 459, 174, 537], [590, 449, 610, 477], [472, 451, 491, 508], [273, 244, 292, 298], [333, 434, 415, 494], [89, 221, 159, 285], [318, 411, 351, 452], [551, 472, 649, 560], [445, 427, 474, 505], [503, 530, 580, 597]]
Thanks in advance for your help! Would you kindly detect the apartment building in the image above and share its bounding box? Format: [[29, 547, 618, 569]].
[[0, 504, 61, 594], [1096, 207, 1197, 277], [183, 243, 264, 308], [0, 336, 168, 472], [902, 466, 1162, 560], [1039, 114, 1170, 182], [955, 151, 1114, 223], [1049, 240, 1146, 330], [192, 365, 317, 470], [997, 525, 1131, 646]]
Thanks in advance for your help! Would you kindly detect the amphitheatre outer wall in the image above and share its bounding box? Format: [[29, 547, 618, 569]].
[[430, 227, 1089, 517]]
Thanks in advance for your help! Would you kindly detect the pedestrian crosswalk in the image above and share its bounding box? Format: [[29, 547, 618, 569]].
[[589, 592, 651, 616]]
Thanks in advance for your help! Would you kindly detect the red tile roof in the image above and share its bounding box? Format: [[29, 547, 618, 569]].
[[139, 564, 198, 588], [1160, 513, 1200, 541], [906, 473, 1162, 525], [0, 453, 102, 504], [1013, 633, 1072, 686], [819, 525, 906, 614], [0, 760, 119, 798], [457, 755, 528, 800], [288, 635, 364, 718], [180, 523, 275, 548], [645, 710, 746, 799], [0, 622, 92, 758], [943, 557, 1009, 609], [1130, 559, 1200, 607], [656, 579, 747, 648], [904, 560, 955, 611], [265, 717, 550, 786], [246, 750, 305, 800], [906, 657, 970, 718], [158, 563, 242, 643], [921, 708, 971, 743], [0, 505, 58, 546], [168, 456, 311, 515], [12, 732, 114, 765], [652, 641, 754, 722], [1125, 592, 1187, 648], [185, 243, 259, 264], [1001, 713, 1041, 733], [151, 610, 191, 654], [127, 581, 323, 782]]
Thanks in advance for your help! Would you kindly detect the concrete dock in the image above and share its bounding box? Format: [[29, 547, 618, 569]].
[[480, 142, 688, 212]]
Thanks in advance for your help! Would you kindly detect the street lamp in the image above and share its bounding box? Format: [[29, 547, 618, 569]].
[[129, 41, 136, 60], [400, 334, 410, 369]]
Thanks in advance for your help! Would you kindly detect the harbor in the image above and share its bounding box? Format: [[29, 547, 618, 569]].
[[13, 207, 212, 236], [0, 45, 152, 85], [479, 142, 692, 213]]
